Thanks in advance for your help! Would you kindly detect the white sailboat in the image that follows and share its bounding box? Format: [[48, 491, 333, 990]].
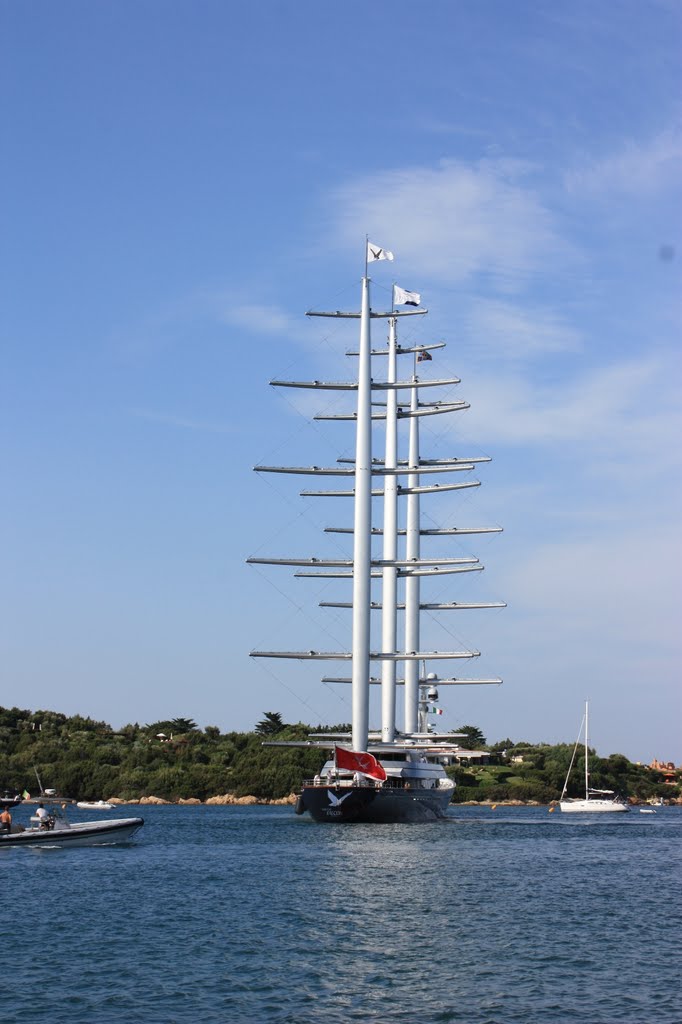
[[559, 702, 629, 813], [248, 241, 504, 823]]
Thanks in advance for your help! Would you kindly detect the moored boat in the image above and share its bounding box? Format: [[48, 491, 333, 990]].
[[249, 241, 504, 823], [559, 702, 629, 813], [0, 790, 23, 810]]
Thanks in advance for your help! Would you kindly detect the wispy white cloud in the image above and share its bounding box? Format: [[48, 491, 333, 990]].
[[564, 127, 682, 196], [461, 354, 682, 478], [462, 299, 583, 360], [495, 523, 682, 741], [218, 303, 298, 335], [109, 286, 304, 364], [326, 158, 569, 292], [505, 525, 682, 653], [419, 117, 493, 140]]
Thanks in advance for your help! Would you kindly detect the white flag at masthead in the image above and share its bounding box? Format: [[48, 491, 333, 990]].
[[367, 241, 394, 262]]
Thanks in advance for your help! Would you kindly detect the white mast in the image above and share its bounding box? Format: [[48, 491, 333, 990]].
[[351, 271, 373, 751], [380, 314, 398, 742], [403, 356, 421, 734], [248, 248, 506, 756], [584, 699, 589, 798]]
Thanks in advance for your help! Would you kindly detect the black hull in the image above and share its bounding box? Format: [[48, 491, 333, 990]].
[[0, 797, 22, 810], [298, 784, 451, 823]]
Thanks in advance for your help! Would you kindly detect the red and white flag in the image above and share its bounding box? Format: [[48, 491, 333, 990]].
[[335, 745, 387, 781]]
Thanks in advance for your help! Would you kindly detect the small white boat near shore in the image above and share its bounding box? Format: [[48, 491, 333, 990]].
[[76, 800, 115, 810], [559, 702, 629, 814]]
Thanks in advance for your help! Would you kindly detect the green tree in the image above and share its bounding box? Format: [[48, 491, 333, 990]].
[[169, 717, 198, 734], [255, 712, 286, 736], [456, 725, 487, 748]]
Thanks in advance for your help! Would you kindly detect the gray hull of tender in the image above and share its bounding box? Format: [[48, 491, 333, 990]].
[[0, 818, 144, 848]]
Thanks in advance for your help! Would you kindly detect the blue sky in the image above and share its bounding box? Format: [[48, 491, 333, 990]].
[[2, 0, 680, 762]]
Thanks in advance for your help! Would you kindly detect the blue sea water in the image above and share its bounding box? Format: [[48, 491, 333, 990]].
[[1, 804, 681, 1024]]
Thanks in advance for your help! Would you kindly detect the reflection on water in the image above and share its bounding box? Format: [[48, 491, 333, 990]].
[[2, 805, 681, 1023]]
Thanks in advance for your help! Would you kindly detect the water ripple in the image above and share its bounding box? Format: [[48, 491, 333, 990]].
[[1, 805, 680, 1023]]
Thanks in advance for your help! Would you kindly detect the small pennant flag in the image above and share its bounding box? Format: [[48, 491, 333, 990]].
[[393, 285, 421, 307], [417, 349, 432, 362], [22, 790, 30, 799], [430, 707, 444, 715], [367, 241, 394, 262]]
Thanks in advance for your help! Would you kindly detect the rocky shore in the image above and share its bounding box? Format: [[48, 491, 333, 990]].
[[104, 794, 299, 806], [102, 794, 681, 807]]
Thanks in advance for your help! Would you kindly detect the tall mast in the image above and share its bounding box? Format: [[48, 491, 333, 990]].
[[248, 248, 505, 755], [584, 700, 589, 798], [380, 315, 398, 742], [351, 273, 372, 750], [403, 355, 420, 734]]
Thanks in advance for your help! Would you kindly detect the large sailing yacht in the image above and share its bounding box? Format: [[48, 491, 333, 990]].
[[248, 241, 504, 823]]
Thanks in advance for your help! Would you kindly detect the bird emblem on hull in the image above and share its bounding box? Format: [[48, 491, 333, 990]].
[[327, 790, 352, 807]]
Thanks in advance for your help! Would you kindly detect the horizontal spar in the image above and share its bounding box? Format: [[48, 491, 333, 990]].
[[250, 649, 480, 661], [423, 526, 503, 534], [364, 463, 476, 476], [301, 481, 480, 497], [420, 601, 507, 609], [269, 377, 461, 391], [321, 677, 503, 685], [324, 525, 503, 536], [263, 737, 468, 748], [345, 342, 446, 356], [306, 309, 427, 319], [248, 556, 478, 569], [318, 600, 506, 610], [337, 456, 492, 466], [295, 565, 484, 579], [315, 403, 469, 421], [256, 465, 353, 476], [372, 378, 461, 390], [254, 463, 475, 477]]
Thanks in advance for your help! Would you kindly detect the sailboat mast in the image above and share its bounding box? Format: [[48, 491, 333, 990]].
[[351, 274, 373, 751], [380, 314, 398, 742], [584, 700, 589, 798], [403, 355, 421, 734]]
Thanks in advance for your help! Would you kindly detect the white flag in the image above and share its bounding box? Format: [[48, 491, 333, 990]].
[[367, 241, 394, 262], [393, 285, 421, 307]]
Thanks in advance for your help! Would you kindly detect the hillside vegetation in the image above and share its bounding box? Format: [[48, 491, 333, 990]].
[[0, 706, 676, 804]]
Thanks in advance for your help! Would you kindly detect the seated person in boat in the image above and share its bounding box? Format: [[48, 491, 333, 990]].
[[35, 804, 53, 830]]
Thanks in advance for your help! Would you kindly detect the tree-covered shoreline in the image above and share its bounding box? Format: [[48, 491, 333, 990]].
[[1, 706, 678, 804]]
